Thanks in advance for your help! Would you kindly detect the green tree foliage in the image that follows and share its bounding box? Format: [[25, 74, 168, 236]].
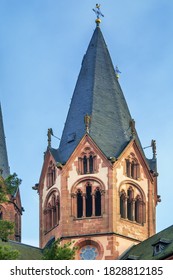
[[0, 178, 7, 202], [4, 173, 22, 196], [0, 220, 14, 241], [0, 173, 21, 259], [0, 244, 20, 260], [43, 239, 77, 260], [0, 173, 22, 202]]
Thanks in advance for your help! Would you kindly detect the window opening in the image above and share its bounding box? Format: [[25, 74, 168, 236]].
[[95, 189, 101, 216], [86, 185, 92, 217], [127, 188, 134, 221], [126, 155, 140, 180], [89, 155, 94, 173], [83, 156, 87, 174], [120, 187, 145, 224], [80, 245, 98, 260], [77, 190, 83, 218]]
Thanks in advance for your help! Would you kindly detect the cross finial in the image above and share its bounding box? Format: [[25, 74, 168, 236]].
[[93, 4, 104, 26]]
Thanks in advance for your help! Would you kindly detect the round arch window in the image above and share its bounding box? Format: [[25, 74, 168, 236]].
[[80, 245, 98, 260]]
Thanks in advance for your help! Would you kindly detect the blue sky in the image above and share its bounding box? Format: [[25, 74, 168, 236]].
[[0, 0, 173, 247]]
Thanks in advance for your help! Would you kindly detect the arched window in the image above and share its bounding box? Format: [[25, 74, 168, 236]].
[[72, 179, 105, 219], [47, 161, 56, 188], [126, 159, 131, 177], [120, 191, 126, 219], [0, 210, 3, 220], [78, 148, 97, 175], [83, 156, 87, 174], [89, 155, 94, 173], [127, 188, 134, 221], [14, 213, 21, 242], [44, 190, 60, 233], [125, 154, 140, 180], [95, 188, 101, 216], [120, 185, 145, 225], [135, 195, 144, 224], [52, 194, 57, 226], [86, 184, 92, 217], [77, 190, 83, 218]]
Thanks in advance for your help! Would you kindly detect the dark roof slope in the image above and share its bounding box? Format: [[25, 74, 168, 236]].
[[58, 26, 134, 163], [0, 104, 10, 178], [120, 225, 173, 260]]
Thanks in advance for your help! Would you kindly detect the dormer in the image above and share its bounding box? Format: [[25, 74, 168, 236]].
[[152, 238, 171, 256]]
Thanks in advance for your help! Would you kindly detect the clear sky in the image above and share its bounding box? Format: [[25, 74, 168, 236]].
[[0, 0, 173, 247]]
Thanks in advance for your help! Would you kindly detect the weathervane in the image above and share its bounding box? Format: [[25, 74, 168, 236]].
[[115, 66, 121, 79], [93, 4, 104, 26]]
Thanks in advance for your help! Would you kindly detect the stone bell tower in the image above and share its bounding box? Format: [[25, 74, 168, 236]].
[[38, 5, 159, 259]]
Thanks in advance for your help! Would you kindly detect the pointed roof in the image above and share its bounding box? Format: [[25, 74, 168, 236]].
[[0, 104, 10, 178], [57, 26, 139, 163]]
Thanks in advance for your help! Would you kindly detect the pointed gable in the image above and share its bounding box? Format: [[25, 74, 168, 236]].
[[58, 26, 133, 163], [64, 133, 112, 174]]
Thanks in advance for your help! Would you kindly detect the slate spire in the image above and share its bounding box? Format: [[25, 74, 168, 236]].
[[58, 25, 136, 163], [0, 103, 10, 178]]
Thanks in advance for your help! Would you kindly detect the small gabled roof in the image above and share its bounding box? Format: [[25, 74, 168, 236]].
[[57, 25, 134, 164]]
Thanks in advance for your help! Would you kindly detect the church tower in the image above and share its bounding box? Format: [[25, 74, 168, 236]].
[[0, 103, 22, 242], [0, 103, 10, 178], [38, 7, 159, 259]]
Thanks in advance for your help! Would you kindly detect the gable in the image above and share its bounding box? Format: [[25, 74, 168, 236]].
[[115, 139, 154, 182], [38, 150, 57, 194], [63, 133, 112, 173]]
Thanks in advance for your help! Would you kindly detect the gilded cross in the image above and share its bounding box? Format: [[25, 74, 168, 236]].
[[93, 4, 104, 21]]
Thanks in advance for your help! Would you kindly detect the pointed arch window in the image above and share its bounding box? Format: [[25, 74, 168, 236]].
[[95, 188, 101, 216], [89, 155, 94, 173], [127, 188, 134, 221], [135, 195, 144, 224], [86, 184, 92, 217], [125, 154, 140, 180], [78, 148, 97, 175], [72, 180, 105, 219], [83, 156, 88, 174], [47, 161, 56, 188], [120, 191, 127, 219], [120, 185, 145, 225], [14, 213, 21, 242], [77, 190, 83, 218], [44, 190, 60, 233]]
